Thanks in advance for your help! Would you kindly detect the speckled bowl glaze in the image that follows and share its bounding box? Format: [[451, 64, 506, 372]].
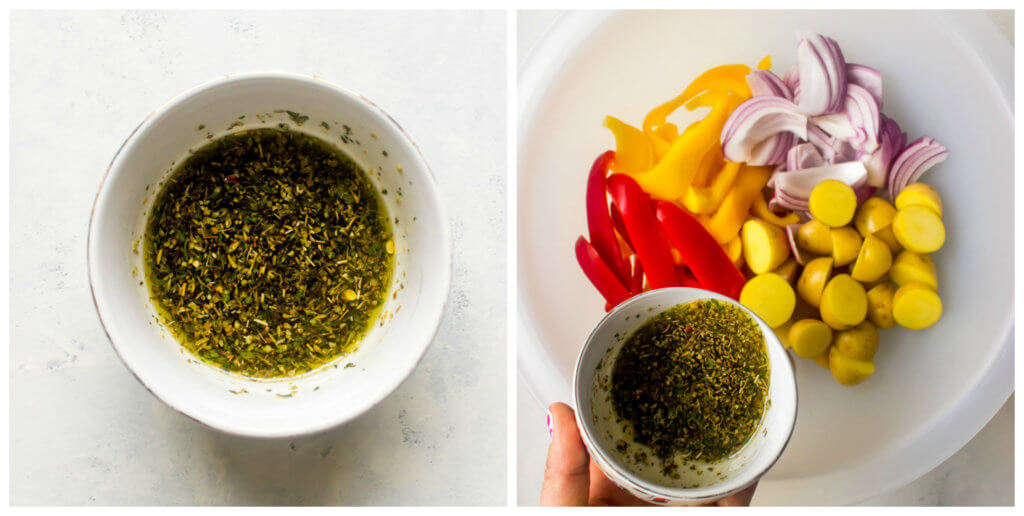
[[88, 72, 451, 438], [573, 288, 797, 505]]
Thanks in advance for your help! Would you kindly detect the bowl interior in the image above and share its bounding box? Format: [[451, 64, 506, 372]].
[[519, 11, 1013, 503], [89, 74, 450, 437], [574, 288, 796, 503]]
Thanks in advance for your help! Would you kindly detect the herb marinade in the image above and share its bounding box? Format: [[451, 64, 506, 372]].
[[611, 300, 769, 463], [144, 128, 393, 378]]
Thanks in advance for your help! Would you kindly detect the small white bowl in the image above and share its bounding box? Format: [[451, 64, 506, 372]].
[[573, 288, 797, 505], [88, 72, 451, 438]]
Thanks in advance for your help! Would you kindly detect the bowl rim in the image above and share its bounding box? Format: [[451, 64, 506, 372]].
[[572, 287, 798, 502], [87, 71, 452, 438]]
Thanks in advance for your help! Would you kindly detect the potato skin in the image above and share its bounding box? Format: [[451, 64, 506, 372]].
[[851, 234, 893, 282], [829, 346, 875, 386], [854, 197, 897, 237], [834, 321, 879, 361], [866, 283, 896, 329], [797, 219, 834, 255], [797, 257, 834, 308]]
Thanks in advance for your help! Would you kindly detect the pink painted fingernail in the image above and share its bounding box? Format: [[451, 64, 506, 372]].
[[546, 410, 554, 438]]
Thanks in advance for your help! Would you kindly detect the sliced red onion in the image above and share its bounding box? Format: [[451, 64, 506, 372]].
[[847, 64, 883, 108], [855, 185, 878, 205], [721, 96, 807, 165], [806, 123, 857, 164], [811, 113, 856, 140], [786, 142, 826, 171], [888, 137, 949, 200], [747, 69, 793, 100], [845, 83, 881, 154], [772, 161, 869, 211], [795, 33, 848, 116], [785, 223, 814, 265], [783, 64, 800, 99], [862, 114, 906, 188]]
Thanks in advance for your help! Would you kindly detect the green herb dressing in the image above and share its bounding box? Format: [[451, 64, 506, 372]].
[[610, 299, 769, 480], [144, 128, 393, 378]]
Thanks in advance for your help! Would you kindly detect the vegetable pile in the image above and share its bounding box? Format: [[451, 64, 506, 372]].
[[575, 33, 948, 386]]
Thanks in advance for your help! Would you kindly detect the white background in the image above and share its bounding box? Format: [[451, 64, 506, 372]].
[[516, 9, 1015, 507], [11, 10, 506, 505]]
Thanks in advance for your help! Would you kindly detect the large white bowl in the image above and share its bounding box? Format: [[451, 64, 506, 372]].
[[519, 11, 1013, 505], [89, 72, 451, 438], [573, 288, 797, 505]]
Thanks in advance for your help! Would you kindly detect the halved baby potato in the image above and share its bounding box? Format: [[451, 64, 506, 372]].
[[797, 257, 834, 308], [819, 274, 868, 330], [831, 227, 863, 267], [850, 234, 893, 282]]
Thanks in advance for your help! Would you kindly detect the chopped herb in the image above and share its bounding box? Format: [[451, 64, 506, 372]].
[[611, 299, 769, 463], [143, 128, 393, 378], [285, 110, 309, 125]]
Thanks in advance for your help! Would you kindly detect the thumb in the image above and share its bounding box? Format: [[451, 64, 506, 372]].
[[539, 402, 590, 506]]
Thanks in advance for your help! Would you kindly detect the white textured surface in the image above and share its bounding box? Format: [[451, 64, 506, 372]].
[[516, 9, 1014, 507], [11, 10, 506, 506]]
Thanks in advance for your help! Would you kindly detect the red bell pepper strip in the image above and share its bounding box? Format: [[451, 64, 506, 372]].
[[586, 151, 630, 285], [607, 174, 680, 289], [677, 266, 703, 289], [654, 200, 746, 299], [630, 259, 645, 293], [575, 236, 631, 309], [610, 204, 633, 253]]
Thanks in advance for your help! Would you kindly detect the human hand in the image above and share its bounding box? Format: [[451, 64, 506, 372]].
[[540, 402, 757, 507]]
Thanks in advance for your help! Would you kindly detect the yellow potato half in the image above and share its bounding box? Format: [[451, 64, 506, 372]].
[[831, 227, 863, 267], [889, 251, 938, 290], [895, 182, 943, 217], [854, 197, 897, 238], [892, 205, 945, 254], [893, 282, 943, 330], [819, 274, 868, 330], [740, 273, 796, 328], [797, 257, 834, 308], [851, 234, 893, 282]]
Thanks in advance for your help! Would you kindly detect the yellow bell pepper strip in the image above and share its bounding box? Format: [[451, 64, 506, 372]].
[[723, 234, 743, 268], [648, 123, 679, 158], [704, 165, 773, 243], [683, 158, 742, 214], [627, 92, 733, 202], [603, 116, 652, 175], [643, 64, 753, 136], [692, 143, 724, 188], [642, 64, 753, 157], [652, 123, 678, 144], [750, 193, 801, 226], [757, 55, 772, 70]]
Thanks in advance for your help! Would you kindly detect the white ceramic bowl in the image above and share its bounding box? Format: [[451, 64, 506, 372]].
[[573, 288, 797, 505], [88, 72, 451, 438], [520, 11, 1013, 504]]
